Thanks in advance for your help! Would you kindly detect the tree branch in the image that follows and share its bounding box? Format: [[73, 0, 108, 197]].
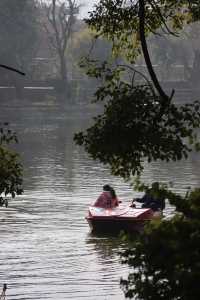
[[0, 65, 25, 76], [139, 0, 173, 102], [149, 0, 179, 36], [118, 63, 155, 94]]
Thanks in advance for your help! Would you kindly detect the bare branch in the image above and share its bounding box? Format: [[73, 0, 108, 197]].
[[118, 63, 155, 93], [0, 64, 25, 76], [40, 0, 78, 82]]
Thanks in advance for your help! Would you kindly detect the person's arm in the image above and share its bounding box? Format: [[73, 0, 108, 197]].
[[111, 197, 119, 207], [115, 197, 121, 206], [133, 195, 147, 203]]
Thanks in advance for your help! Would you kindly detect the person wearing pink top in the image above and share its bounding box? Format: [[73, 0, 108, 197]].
[[94, 185, 119, 208]]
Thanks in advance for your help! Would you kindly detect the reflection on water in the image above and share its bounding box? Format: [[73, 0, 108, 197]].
[[0, 104, 200, 299]]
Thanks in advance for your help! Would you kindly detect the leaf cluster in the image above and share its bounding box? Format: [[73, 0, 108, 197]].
[[77, 2, 200, 299], [74, 76, 200, 178], [121, 187, 200, 299], [86, 0, 200, 62], [74, 1, 200, 180], [0, 123, 23, 203]]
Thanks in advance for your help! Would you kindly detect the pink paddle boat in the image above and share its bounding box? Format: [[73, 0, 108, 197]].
[[86, 204, 158, 233]]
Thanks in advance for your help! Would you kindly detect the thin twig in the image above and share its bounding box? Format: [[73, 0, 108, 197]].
[[0, 65, 25, 76], [118, 64, 156, 96]]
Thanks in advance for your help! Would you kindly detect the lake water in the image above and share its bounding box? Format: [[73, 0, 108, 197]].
[[0, 103, 200, 299]]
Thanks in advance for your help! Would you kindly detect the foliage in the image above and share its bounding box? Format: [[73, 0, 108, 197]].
[[86, 0, 200, 62], [0, 0, 39, 76], [0, 2, 26, 206], [120, 187, 200, 300], [74, 63, 200, 178], [149, 22, 200, 81], [74, 1, 200, 299], [74, 0, 200, 179], [0, 123, 23, 206]]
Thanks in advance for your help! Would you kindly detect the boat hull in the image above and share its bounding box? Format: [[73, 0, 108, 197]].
[[86, 205, 156, 233], [86, 216, 147, 233]]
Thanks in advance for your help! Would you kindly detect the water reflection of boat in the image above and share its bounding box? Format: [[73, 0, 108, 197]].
[[86, 204, 157, 233], [86, 232, 124, 260]]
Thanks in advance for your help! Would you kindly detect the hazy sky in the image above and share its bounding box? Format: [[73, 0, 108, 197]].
[[79, 0, 98, 18], [44, 0, 99, 18]]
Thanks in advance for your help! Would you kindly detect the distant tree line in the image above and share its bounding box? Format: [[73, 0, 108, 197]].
[[0, 0, 199, 103]]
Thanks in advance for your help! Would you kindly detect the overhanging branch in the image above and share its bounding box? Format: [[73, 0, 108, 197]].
[[0, 65, 25, 76], [139, 0, 173, 102]]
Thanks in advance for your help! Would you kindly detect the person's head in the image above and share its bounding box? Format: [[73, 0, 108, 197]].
[[103, 184, 111, 192]]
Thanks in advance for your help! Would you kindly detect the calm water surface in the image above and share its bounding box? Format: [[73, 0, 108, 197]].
[[0, 104, 200, 299]]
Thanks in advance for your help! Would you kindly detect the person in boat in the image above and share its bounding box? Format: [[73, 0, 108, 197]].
[[132, 182, 165, 212], [94, 184, 119, 208]]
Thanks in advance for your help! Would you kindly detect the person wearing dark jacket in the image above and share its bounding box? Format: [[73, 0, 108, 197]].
[[133, 182, 165, 212]]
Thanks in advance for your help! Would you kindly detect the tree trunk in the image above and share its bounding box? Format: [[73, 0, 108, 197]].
[[60, 53, 67, 83], [58, 52, 71, 99], [138, 0, 171, 102]]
